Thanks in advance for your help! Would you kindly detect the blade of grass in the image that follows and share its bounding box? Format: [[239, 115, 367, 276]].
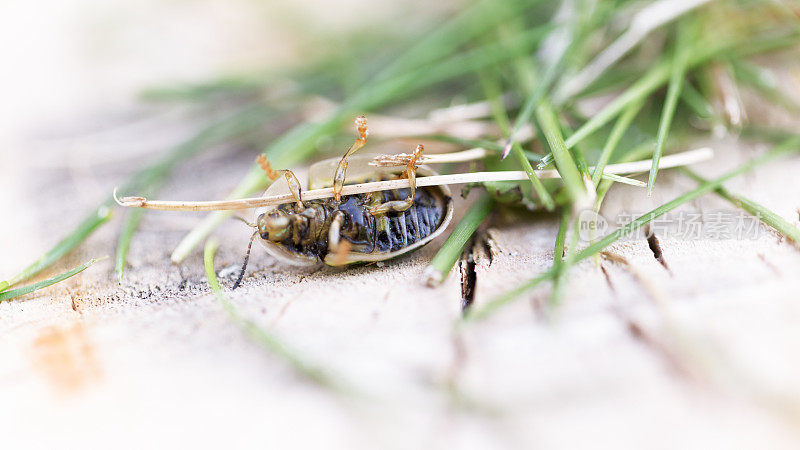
[[0, 258, 100, 302], [591, 98, 645, 186], [601, 173, 646, 187], [423, 192, 494, 286], [203, 239, 338, 389], [535, 101, 587, 207], [549, 208, 571, 304], [680, 81, 714, 119], [649, 21, 692, 196], [595, 140, 656, 209], [680, 168, 800, 246], [731, 58, 800, 113], [116, 208, 146, 284], [501, 12, 579, 159], [1, 208, 112, 290], [466, 136, 800, 321], [374, 0, 546, 83], [478, 68, 554, 210]]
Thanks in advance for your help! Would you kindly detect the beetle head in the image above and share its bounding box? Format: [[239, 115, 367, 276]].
[[257, 211, 290, 242]]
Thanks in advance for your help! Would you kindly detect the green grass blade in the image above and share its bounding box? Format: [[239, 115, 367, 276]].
[[595, 140, 655, 209], [116, 208, 146, 284], [565, 57, 671, 150], [681, 168, 800, 246], [591, 98, 645, 186], [600, 173, 646, 188], [1, 208, 112, 290], [549, 208, 571, 304], [467, 136, 800, 321], [731, 58, 800, 113], [649, 24, 691, 196], [424, 192, 494, 286], [0, 258, 100, 302], [679, 81, 713, 119], [502, 22, 578, 158], [203, 239, 338, 389], [478, 68, 554, 210], [535, 101, 586, 206], [374, 0, 545, 82]]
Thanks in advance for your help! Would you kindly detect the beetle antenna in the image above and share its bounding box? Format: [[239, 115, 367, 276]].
[[233, 215, 257, 228], [233, 230, 258, 290]]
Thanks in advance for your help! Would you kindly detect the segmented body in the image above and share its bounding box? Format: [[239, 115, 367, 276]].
[[269, 185, 446, 261]]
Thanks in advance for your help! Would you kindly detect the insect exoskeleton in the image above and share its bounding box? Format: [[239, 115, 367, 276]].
[[254, 154, 453, 267]]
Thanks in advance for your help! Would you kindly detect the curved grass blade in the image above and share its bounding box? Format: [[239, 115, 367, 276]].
[[649, 22, 692, 196], [549, 208, 570, 305], [535, 101, 587, 207], [680, 168, 800, 246], [591, 98, 645, 187], [203, 239, 339, 389], [478, 68, 554, 210], [116, 207, 146, 284], [467, 136, 800, 321], [680, 81, 714, 119], [423, 192, 493, 287], [502, 0, 586, 159], [731, 59, 800, 113], [0, 258, 100, 302], [1, 207, 111, 291]]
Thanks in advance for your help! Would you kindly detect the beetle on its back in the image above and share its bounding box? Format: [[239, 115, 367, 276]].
[[247, 116, 453, 275]]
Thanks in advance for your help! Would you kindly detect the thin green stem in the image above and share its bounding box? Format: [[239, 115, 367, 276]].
[[679, 81, 713, 119], [550, 208, 571, 304], [535, 101, 586, 207], [424, 193, 494, 286], [478, 68, 554, 210], [0, 259, 100, 302], [203, 239, 339, 389], [680, 168, 800, 246], [591, 98, 645, 187], [649, 23, 692, 195], [1, 208, 111, 290]]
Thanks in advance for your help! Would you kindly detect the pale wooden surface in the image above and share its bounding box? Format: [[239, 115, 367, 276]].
[[4, 2, 800, 449]]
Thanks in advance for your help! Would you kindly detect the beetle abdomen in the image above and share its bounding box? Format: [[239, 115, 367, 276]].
[[372, 188, 442, 253]]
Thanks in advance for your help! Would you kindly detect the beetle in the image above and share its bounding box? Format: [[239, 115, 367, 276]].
[[233, 116, 453, 287]]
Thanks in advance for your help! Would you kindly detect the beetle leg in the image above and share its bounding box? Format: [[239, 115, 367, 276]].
[[333, 115, 368, 202], [328, 210, 344, 250], [368, 144, 424, 215], [256, 155, 305, 211], [327, 210, 352, 265]]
